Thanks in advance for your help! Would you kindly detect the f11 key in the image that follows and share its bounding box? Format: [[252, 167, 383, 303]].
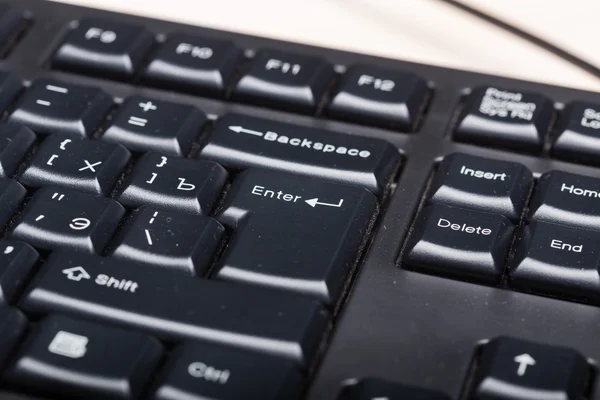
[[200, 114, 401, 196]]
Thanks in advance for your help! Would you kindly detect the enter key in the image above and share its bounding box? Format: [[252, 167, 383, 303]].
[[215, 169, 379, 306]]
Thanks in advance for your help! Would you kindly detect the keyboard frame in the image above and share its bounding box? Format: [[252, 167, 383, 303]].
[[7, 0, 600, 398]]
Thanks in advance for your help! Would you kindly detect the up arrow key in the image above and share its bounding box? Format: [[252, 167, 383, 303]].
[[513, 353, 536, 376]]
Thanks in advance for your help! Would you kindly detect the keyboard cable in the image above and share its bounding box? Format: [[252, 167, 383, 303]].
[[435, 0, 600, 80]]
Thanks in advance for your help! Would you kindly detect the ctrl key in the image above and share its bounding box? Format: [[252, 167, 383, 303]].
[[403, 204, 514, 284], [3, 314, 163, 399], [153, 341, 304, 400]]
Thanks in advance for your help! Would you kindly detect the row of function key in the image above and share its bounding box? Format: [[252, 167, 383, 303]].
[[51, 18, 430, 130], [0, 75, 401, 195], [404, 152, 600, 305]]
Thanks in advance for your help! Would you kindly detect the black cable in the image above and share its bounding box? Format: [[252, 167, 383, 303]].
[[435, 0, 600, 80]]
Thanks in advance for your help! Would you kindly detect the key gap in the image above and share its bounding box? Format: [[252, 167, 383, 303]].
[[0, 12, 34, 61], [314, 69, 342, 118], [540, 105, 559, 157], [444, 88, 470, 141], [456, 339, 485, 400], [222, 48, 255, 100], [129, 33, 163, 86]]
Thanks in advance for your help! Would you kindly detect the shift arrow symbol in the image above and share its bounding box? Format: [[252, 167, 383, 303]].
[[514, 353, 536, 376], [228, 125, 264, 136], [305, 198, 344, 208]]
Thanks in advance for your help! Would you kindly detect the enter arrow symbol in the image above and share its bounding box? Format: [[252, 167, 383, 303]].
[[228, 125, 264, 137], [305, 198, 344, 208], [514, 353, 536, 376]]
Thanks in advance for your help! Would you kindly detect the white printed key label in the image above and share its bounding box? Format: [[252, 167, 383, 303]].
[[228, 125, 371, 159], [48, 331, 88, 359], [62, 265, 138, 293], [479, 87, 536, 121]]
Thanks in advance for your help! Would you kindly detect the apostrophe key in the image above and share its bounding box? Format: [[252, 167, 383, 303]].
[[9, 80, 113, 138], [53, 19, 154, 79], [215, 169, 378, 305], [20, 135, 131, 196], [142, 34, 243, 97], [102, 95, 207, 156], [232, 49, 334, 113], [404, 204, 514, 284], [3, 314, 163, 399], [454, 86, 554, 153], [0, 123, 36, 179], [528, 170, 600, 231], [327, 65, 429, 131], [427, 153, 533, 222], [111, 206, 225, 276], [200, 114, 400, 196], [153, 341, 304, 400], [21, 251, 329, 367], [552, 101, 600, 165], [116, 153, 227, 214], [10, 187, 125, 254]]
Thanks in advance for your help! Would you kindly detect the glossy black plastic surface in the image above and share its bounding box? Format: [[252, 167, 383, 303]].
[[6, 1, 600, 399]]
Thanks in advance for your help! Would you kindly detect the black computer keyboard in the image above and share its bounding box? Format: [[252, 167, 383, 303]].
[[0, 0, 598, 399]]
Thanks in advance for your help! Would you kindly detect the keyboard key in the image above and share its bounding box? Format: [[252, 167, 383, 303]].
[[9, 80, 113, 138], [0, 72, 22, 113], [102, 95, 207, 156], [404, 204, 514, 284], [0, 241, 38, 304], [200, 114, 400, 196], [0, 123, 35, 178], [0, 179, 26, 228], [21, 251, 329, 366], [510, 221, 600, 302], [53, 18, 154, 79], [4, 314, 163, 399], [471, 337, 588, 400], [153, 341, 303, 400], [338, 378, 451, 400], [0, 6, 25, 52], [10, 187, 124, 254], [328, 65, 429, 131], [454, 86, 554, 153], [215, 169, 378, 305], [142, 34, 243, 97], [111, 206, 225, 276], [116, 153, 227, 214], [232, 49, 334, 113], [20, 135, 130, 195], [0, 307, 26, 368], [552, 101, 600, 165], [427, 153, 533, 222], [528, 170, 600, 231]]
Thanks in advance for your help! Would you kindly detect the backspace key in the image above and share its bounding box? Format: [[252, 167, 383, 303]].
[[199, 114, 401, 196]]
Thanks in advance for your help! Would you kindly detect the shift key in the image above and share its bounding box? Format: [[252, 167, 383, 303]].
[[199, 114, 401, 196], [20, 251, 328, 367]]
